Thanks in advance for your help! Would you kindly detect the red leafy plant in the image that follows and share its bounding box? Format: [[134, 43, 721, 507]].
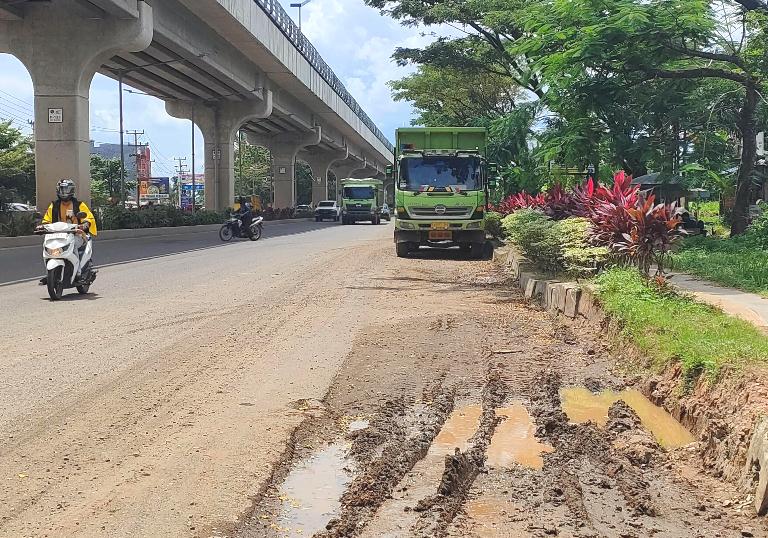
[[497, 170, 684, 276], [613, 194, 683, 276]]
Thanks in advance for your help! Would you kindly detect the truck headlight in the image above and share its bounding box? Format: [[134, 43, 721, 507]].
[[467, 221, 482, 230], [398, 221, 416, 230]]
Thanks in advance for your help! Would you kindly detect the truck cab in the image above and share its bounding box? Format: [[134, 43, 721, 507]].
[[392, 128, 492, 258], [340, 178, 384, 225]]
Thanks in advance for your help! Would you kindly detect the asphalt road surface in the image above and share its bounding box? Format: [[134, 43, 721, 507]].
[[0, 219, 331, 286], [1, 219, 400, 537]]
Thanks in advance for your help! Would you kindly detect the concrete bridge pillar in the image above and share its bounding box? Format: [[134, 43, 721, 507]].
[[167, 94, 273, 210], [0, 1, 153, 205], [247, 129, 321, 209], [300, 147, 349, 206]]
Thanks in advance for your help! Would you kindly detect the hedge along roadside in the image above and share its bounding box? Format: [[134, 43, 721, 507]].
[[493, 171, 685, 276]]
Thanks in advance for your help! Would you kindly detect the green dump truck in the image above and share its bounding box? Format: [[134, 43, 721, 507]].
[[340, 178, 384, 225], [391, 127, 495, 258]]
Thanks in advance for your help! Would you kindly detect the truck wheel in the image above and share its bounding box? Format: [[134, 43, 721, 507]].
[[469, 242, 483, 260], [396, 242, 410, 258]]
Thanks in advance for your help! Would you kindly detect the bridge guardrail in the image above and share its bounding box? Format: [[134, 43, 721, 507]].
[[254, 0, 394, 155]]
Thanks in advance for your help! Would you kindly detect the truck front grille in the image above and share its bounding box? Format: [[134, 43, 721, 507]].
[[347, 204, 372, 212], [408, 206, 473, 219]]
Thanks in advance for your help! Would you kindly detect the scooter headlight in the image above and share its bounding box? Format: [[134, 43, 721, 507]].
[[46, 247, 63, 257]]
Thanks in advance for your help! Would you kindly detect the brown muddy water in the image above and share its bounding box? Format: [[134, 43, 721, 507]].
[[486, 402, 554, 470], [269, 443, 354, 537], [560, 386, 695, 448]]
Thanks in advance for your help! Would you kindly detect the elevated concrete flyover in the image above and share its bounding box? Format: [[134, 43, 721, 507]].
[[0, 0, 393, 209]]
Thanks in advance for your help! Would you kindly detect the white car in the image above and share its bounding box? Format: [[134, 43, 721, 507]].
[[5, 202, 36, 212], [314, 200, 341, 222]]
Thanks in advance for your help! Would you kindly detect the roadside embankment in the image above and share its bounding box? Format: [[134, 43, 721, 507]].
[[496, 246, 768, 516]]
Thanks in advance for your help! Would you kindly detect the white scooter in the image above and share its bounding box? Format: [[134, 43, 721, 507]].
[[36, 217, 97, 300]]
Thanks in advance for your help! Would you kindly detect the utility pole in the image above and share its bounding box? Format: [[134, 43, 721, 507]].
[[191, 105, 196, 213], [174, 157, 188, 208], [127, 130, 144, 207]]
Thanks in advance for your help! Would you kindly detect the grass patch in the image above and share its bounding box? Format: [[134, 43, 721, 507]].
[[594, 268, 768, 377], [672, 236, 768, 296], [691, 200, 729, 237]]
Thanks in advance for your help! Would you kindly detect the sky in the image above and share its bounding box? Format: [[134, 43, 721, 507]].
[[0, 0, 442, 176]]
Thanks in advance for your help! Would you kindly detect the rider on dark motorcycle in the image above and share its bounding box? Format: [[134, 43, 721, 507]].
[[235, 196, 253, 237]]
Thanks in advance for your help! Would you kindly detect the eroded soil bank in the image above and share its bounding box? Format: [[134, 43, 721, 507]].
[[234, 259, 767, 538]]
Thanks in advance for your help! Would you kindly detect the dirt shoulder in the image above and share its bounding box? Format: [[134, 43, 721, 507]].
[[238, 255, 767, 537]]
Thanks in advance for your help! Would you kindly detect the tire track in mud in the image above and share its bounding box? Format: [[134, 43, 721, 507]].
[[410, 369, 508, 537]]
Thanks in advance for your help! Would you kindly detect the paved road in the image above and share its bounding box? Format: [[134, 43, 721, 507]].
[[0, 219, 332, 285], [0, 219, 397, 537]]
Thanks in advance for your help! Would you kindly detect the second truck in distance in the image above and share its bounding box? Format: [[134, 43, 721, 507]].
[[340, 178, 385, 225]]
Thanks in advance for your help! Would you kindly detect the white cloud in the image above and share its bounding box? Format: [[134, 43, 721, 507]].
[[283, 0, 453, 137]]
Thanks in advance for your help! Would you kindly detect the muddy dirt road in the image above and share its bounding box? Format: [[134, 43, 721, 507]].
[[238, 247, 768, 538], [2, 223, 766, 537]]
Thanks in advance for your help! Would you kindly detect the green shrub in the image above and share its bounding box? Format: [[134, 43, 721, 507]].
[[484, 211, 503, 238], [502, 209, 562, 272], [502, 209, 607, 275], [96, 205, 227, 230], [558, 218, 610, 275], [0, 211, 37, 237]]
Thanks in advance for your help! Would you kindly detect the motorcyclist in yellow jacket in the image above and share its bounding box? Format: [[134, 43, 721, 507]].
[[39, 179, 98, 236]]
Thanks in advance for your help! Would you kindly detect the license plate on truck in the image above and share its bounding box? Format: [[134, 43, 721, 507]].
[[428, 230, 452, 240], [431, 222, 449, 230]]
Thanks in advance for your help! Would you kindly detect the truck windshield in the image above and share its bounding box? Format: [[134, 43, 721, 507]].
[[400, 156, 482, 191], [343, 186, 375, 199]]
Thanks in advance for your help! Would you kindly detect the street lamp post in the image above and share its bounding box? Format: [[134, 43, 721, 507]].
[[289, 0, 312, 30]]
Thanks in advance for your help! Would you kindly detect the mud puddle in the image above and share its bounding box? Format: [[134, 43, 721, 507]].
[[266, 443, 355, 537], [486, 402, 554, 470], [360, 404, 482, 537], [561, 386, 695, 448]]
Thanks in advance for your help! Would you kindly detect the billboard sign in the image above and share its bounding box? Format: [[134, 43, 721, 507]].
[[181, 182, 204, 210], [139, 177, 171, 201]]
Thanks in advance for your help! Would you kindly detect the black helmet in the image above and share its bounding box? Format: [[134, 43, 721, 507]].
[[56, 179, 76, 201]]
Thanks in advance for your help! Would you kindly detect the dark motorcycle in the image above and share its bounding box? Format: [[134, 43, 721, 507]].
[[219, 214, 263, 242]]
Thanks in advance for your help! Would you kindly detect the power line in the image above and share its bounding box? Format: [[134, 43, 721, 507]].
[[0, 95, 33, 117], [0, 101, 31, 120], [0, 88, 32, 108]]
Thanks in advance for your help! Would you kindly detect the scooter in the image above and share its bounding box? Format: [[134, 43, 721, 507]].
[[219, 214, 263, 242], [36, 218, 97, 300]]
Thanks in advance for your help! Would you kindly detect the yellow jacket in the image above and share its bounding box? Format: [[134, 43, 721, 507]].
[[42, 199, 98, 236]]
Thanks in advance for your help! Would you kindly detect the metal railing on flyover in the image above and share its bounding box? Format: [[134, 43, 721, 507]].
[[254, 0, 394, 154]]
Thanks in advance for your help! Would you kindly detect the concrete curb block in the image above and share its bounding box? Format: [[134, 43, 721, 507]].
[[496, 246, 596, 321], [0, 218, 313, 249]]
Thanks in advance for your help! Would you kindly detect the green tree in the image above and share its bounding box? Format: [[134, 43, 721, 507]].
[[296, 161, 313, 205], [391, 65, 521, 126], [234, 140, 272, 202], [519, 0, 768, 234], [0, 120, 34, 204], [89, 154, 127, 207]]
